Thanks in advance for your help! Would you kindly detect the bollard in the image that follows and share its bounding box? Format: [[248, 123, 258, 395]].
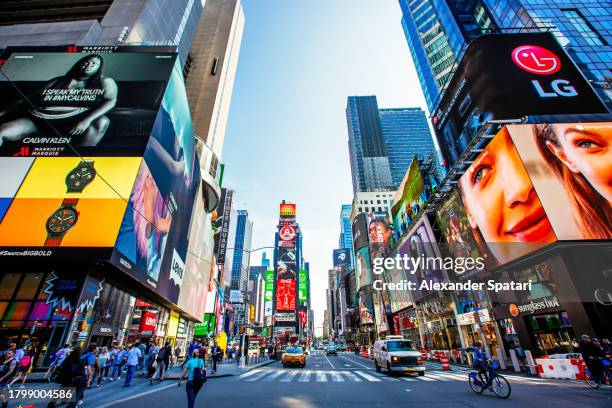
[[496, 347, 506, 370], [509, 349, 521, 373], [524, 350, 537, 375], [460, 351, 466, 365]]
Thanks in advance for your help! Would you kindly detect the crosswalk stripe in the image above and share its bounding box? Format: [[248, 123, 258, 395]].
[[262, 370, 285, 382], [298, 370, 312, 382], [414, 375, 435, 381], [433, 372, 466, 381], [399, 377, 416, 381], [238, 369, 262, 379], [342, 371, 363, 382], [378, 375, 399, 381], [354, 370, 381, 382], [330, 372, 344, 382], [245, 370, 270, 382], [280, 370, 299, 382], [316, 371, 327, 382], [424, 373, 450, 381]]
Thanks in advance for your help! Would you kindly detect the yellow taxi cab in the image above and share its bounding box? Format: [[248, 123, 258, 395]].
[[282, 346, 306, 367]]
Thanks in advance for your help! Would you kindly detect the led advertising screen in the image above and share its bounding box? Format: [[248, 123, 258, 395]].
[[351, 212, 368, 252], [391, 157, 426, 236], [332, 248, 350, 268], [277, 247, 297, 279], [0, 156, 140, 257], [367, 212, 393, 260], [275, 278, 296, 312], [359, 292, 374, 324], [278, 224, 297, 248], [298, 269, 308, 303], [355, 245, 372, 289], [0, 47, 176, 157], [264, 269, 274, 317], [506, 122, 612, 240], [111, 61, 201, 306], [431, 33, 608, 169]]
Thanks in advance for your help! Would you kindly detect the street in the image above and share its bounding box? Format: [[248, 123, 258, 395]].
[[41, 352, 607, 408]]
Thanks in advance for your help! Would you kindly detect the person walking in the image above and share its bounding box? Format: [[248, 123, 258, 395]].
[[43, 344, 71, 382], [580, 334, 603, 384], [109, 345, 126, 381], [12, 345, 25, 366], [9, 348, 34, 388], [79, 344, 97, 391], [96, 346, 111, 386], [173, 346, 181, 368], [146, 340, 159, 378], [211, 342, 222, 374], [178, 349, 206, 408], [46, 346, 82, 408], [123, 344, 141, 387], [150, 342, 171, 384], [0, 349, 18, 408]]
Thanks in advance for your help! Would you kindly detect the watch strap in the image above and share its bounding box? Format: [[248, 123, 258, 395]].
[[44, 236, 62, 247], [62, 198, 79, 206]]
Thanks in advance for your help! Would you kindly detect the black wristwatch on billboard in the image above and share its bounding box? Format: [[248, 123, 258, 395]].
[[66, 160, 96, 193], [44, 198, 79, 247]]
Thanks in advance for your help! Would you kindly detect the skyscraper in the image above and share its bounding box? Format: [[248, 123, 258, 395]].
[[346, 96, 394, 194], [339, 204, 354, 268], [379, 107, 443, 183], [398, 0, 612, 112], [230, 210, 253, 291]]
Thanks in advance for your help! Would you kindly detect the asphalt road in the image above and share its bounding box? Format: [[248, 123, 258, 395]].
[[7, 353, 611, 407]]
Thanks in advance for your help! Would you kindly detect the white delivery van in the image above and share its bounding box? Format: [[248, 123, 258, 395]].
[[373, 336, 425, 376]]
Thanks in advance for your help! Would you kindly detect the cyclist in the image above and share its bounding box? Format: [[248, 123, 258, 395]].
[[472, 342, 488, 384], [580, 334, 603, 385]]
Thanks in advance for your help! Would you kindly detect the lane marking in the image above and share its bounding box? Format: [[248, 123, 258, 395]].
[[262, 370, 285, 382], [316, 371, 327, 382], [354, 370, 381, 382], [339, 355, 370, 369], [414, 375, 435, 381], [298, 370, 312, 382], [330, 372, 345, 382], [238, 369, 262, 379], [341, 371, 363, 382], [246, 370, 270, 382], [96, 382, 176, 408], [400, 377, 416, 381], [324, 354, 335, 369]]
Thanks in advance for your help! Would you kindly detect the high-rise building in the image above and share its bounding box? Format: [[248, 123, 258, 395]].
[[261, 252, 271, 269], [379, 107, 443, 182], [398, 0, 612, 112], [346, 96, 393, 194], [229, 210, 253, 291], [186, 0, 245, 158], [0, 0, 203, 67], [339, 204, 354, 268]]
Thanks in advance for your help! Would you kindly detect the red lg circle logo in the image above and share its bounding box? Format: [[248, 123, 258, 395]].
[[280, 225, 296, 241], [511, 45, 561, 75]]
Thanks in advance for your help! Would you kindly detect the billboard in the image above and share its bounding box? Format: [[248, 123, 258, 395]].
[[359, 292, 374, 325], [276, 247, 297, 279], [0, 156, 139, 255], [264, 269, 274, 317], [367, 212, 393, 261], [391, 157, 426, 236], [298, 269, 308, 302], [0, 47, 176, 157], [278, 224, 297, 248], [351, 212, 368, 251], [275, 278, 296, 312], [431, 33, 608, 169], [333, 248, 350, 268], [506, 122, 612, 240], [355, 246, 372, 289], [214, 189, 234, 264], [279, 203, 296, 219], [111, 60, 201, 305]]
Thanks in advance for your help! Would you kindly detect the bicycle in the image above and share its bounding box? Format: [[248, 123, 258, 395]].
[[468, 360, 511, 399], [584, 358, 611, 388]]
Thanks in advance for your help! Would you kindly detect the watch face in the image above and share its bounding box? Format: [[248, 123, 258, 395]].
[[46, 207, 78, 234], [66, 162, 96, 190]]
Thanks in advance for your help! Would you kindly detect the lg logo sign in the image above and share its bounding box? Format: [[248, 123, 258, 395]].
[[511, 44, 577, 98]]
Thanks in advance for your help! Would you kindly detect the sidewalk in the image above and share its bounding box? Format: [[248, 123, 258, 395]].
[[24, 357, 276, 383]]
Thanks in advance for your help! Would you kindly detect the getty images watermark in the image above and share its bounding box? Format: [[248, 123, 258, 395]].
[[370, 254, 532, 292]]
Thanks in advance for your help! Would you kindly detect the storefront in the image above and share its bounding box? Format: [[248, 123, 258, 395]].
[[455, 308, 500, 353], [417, 295, 461, 350], [397, 307, 420, 347]]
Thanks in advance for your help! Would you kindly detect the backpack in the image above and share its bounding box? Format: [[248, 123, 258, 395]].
[[19, 354, 31, 368], [157, 348, 166, 363], [192, 359, 207, 388]]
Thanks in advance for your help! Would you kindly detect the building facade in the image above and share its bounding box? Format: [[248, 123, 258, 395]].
[[398, 0, 612, 112], [229, 210, 253, 291], [339, 204, 354, 268]]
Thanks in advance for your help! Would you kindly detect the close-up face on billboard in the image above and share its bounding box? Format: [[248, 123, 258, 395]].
[[111, 63, 200, 305], [507, 122, 612, 240], [0, 48, 176, 157], [457, 127, 557, 265], [367, 212, 392, 260]]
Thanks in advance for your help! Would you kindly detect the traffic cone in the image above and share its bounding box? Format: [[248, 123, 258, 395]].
[[441, 355, 450, 371]]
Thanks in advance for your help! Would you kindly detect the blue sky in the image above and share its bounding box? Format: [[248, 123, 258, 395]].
[[222, 0, 427, 333]]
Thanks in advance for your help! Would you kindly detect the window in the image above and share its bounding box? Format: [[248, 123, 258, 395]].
[[563, 9, 607, 46], [378, 207, 383, 212], [358, 207, 362, 212], [0, 274, 20, 299], [377, 200, 381, 204], [384, 200, 388, 204], [16, 273, 43, 299], [365, 207, 369, 212]]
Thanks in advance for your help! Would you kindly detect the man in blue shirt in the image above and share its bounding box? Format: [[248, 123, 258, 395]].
[[124, 343, 142, 387]]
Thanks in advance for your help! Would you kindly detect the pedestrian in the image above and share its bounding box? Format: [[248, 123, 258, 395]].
[[9, 348, 34, 388], [178, 349, 206, 408], [96, 346, 111, 386], [123, 343, 141, 387], [46, 346, 82, 408], [44, 343, 71, 382], [136, 341, 145, 372], [580, 334, 603, 384], [12, 344, 25, 366], [150, 342, 171, 384], [174, 346, 181, 368], [211, 342, 221, 374], [110, 345, 126, 381], [146, 340, 159, 377], [0, 349, 18, 408], [79, 344, 97, 391]]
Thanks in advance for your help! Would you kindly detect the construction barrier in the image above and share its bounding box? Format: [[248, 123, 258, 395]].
[[536, 358, 580, 380], [360, 349, 369, 359], [440, 355, 450, 371]]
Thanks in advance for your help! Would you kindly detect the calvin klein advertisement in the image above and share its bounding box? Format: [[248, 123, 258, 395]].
[[111, 61, 201, 306], [0, 47, 176, 157]]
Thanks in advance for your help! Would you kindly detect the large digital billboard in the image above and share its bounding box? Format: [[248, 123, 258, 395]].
[[298, 269, 308, 303], [506, 122, 612, 240], [431, 33, 608, 169], [275, 278, 296, 311], [352, 212, 368, 252], [391, 157, 426, 236], [264, 270, 274, 317], [367, 212, 393, 260], [111, 60, 201, 307], [355, 245, 372, 289], [332, 248, 350, 268], [0, 47, 176, 157]]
